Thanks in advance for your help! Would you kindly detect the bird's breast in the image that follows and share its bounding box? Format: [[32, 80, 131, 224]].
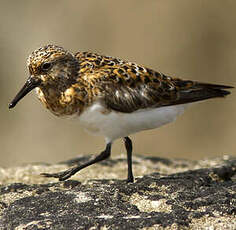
[[35, 87, 82, 117]]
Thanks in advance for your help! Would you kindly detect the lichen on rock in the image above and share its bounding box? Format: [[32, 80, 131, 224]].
[[0, 155, 235, 229]]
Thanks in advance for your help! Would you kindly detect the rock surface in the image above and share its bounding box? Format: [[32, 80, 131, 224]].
[[0, 154, 235, 230]]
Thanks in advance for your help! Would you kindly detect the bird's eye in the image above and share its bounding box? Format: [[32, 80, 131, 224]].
[[41, 62, 52, 71]]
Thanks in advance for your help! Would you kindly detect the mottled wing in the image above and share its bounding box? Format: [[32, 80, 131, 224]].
[[100, 70, 180, 113], [75, 52, 232, 113]]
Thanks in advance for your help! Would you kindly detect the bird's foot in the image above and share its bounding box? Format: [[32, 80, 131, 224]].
[[41, 167, 76, 181], [126, 175, 134, 183]]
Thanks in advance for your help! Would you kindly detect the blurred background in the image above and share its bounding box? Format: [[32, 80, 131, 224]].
[[0, 0, 235, 167]]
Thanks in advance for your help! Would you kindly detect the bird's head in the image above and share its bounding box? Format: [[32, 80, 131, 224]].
[[9, 44, 78, 109]]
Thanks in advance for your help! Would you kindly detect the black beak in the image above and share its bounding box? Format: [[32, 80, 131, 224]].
[[9, 77, 42, 109]]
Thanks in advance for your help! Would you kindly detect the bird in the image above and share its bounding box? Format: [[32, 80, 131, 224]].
[[9, 44, 233, 183]]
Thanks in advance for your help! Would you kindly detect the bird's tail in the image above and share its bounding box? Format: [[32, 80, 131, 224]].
[[173, 81, 233, 105]]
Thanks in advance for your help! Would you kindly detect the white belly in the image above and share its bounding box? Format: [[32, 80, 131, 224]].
[[78, 102, 188, 142]]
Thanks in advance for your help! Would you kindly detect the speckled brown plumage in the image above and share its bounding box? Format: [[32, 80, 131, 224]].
[[21, 44, 232, 116]]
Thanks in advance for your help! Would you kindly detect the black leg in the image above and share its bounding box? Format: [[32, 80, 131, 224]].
[[41, 143, 112, 181], [124, 136, 134, 183]]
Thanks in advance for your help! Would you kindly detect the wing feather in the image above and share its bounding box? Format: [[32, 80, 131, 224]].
[[75, 52, 232, 113]]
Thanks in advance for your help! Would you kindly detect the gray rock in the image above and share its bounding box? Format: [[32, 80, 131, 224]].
[[0, 155, 235, 230]]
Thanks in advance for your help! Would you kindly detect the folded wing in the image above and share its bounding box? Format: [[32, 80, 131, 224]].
[[75, 52, 233, 113]]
